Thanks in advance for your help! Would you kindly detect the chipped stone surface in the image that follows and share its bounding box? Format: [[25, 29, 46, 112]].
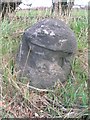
[[16, 18, 77, 89]]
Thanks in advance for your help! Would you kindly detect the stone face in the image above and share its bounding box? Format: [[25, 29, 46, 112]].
[[16, 18, 77, 89]]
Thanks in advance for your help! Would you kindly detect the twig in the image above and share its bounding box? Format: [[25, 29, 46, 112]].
[[22, 48, 31, 77], [44, 96, 67, 112], [16, 81, 54, 93], [71, 70, 76, 82], [27, 83, 54, 93]]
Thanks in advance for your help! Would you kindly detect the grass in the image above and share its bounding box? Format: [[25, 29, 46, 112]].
[[0, 8, 89, 118]]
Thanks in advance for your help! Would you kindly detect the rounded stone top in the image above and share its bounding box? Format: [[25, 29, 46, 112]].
[[23, 18, 77, 54]]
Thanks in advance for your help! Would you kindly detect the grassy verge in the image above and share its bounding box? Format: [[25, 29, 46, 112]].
[[0, 9, 88, 118]]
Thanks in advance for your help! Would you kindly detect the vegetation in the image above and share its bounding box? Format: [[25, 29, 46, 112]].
[[0, 9, 88, 118]]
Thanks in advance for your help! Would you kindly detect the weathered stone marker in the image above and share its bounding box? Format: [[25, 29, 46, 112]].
[[16, 18, 77, 89]]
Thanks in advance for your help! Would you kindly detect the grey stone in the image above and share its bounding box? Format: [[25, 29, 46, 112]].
[[16, 18, 77, 89]]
